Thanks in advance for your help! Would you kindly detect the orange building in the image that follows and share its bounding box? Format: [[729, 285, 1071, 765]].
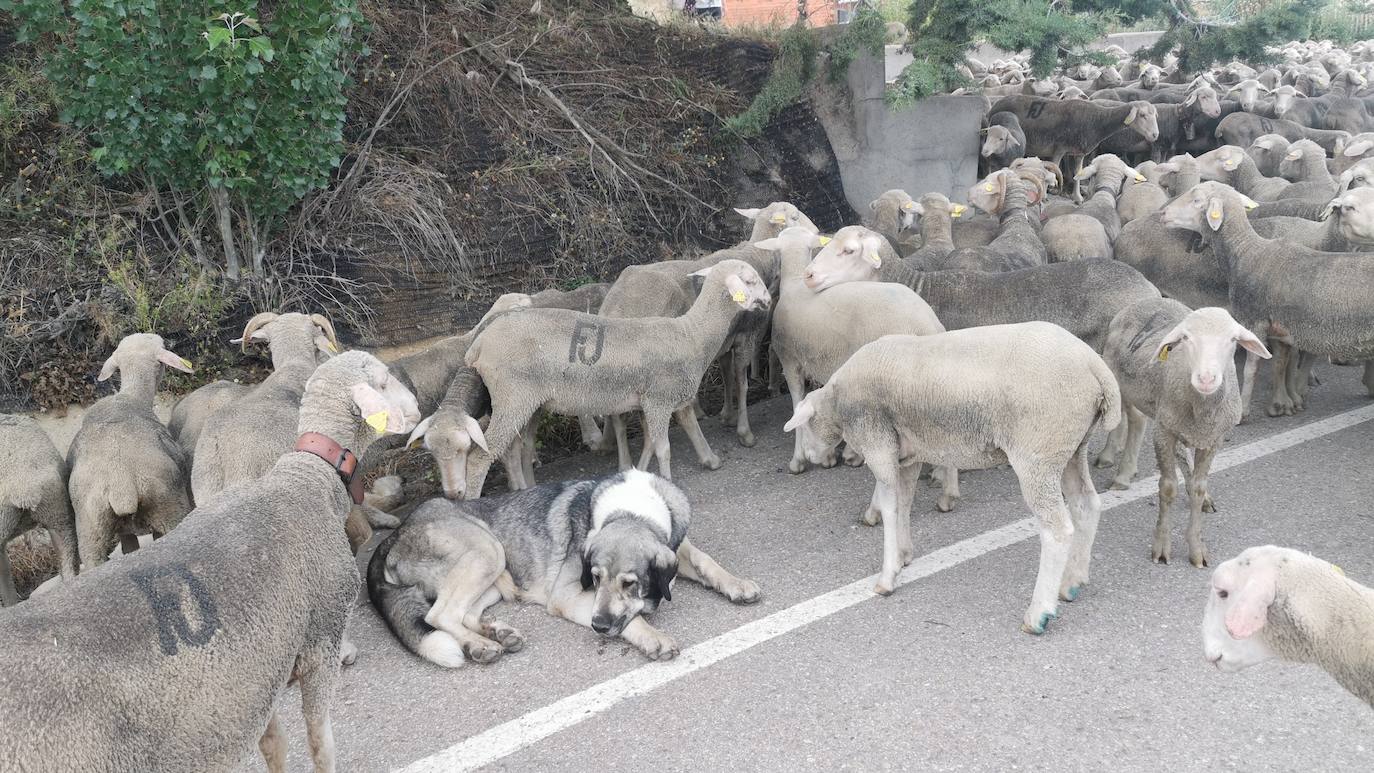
[[721, 0, 856, 27]]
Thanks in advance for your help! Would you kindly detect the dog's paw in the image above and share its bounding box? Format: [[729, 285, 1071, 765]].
[[641, 632, 680, 661], [462, 638, 505, 665], [485, 623, 526, 653], [722, 577, 762, 605]]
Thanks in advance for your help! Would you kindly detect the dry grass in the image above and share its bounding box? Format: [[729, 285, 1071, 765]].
[[5, 532, 59, 599]]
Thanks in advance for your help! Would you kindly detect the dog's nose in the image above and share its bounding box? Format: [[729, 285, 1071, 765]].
[[591, 616, 612, 634]]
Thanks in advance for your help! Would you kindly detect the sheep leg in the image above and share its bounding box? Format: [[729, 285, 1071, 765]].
[[865, 446, 904, 595], [1059, 447, 1101, 601], [1286, 351, 1310, 409], [0, 545, 18, 606], [76, 505, 116, 570], [782, 358, 810, 475], [895, 462, 921, 566], [1185, 446, 1218, 569], [611, 414, 633, 472], [1093, 418, 1126, 469], [767, 347, 782, 396], [295, 657, 340, 773], [1362, 360, 1374, 398], [119, 532, 141, 556], [1266, 342, 1296, 417], [258, 712, 287, 773], [578, 414, 605, 450], [672, 405, 722, 471], [1238, 348, 1262, 422], [638, 407, 673, 480], [936, 466, 960, 512], [520, 416, 538, 488], [1150, 431, 1180, 564], [675, 538, 761, 603], [729, 345, 756, 447], [860, 483, 884, 527], [499, 440, 526, 493], [841, 444, 864, 467], [39, 502, 79, 581], [1012, 456, 1073, 634], [464, 396, 536, 502], [1109, 406, 1149, 490], [717, 351, 738, 423]]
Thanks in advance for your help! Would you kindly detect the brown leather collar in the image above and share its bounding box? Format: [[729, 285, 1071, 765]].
[[294, 432, 364, 505]]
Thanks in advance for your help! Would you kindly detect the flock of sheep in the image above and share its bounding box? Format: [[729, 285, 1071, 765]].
[[2, 34, 1374, 772]]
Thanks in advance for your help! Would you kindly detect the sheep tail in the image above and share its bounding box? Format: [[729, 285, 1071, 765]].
[[1088, 353, 1122, 433]]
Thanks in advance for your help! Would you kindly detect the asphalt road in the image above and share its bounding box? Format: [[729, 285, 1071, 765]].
[[264, 361, 1374, 772]]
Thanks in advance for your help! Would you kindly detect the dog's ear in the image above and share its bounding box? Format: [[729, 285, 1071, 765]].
[[649, 549, 677, 603], [580, 555, 595, 591]]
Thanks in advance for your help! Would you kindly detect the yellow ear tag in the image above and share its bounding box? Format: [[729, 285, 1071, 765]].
[[770, 214, 786, 225], [731, 290, 747, 304], [365, 411, 389, 434], [1123, 115, 1134, 125], [1208, 209, 1222, 221], [1159, 345, 1170, 362], [1134, 173, 1146, 182], [871, 256, 883, 269], [951, 205, 966, 217], [179, 358, 193, 369], [983, 183, 994, 192], [1244, 201, 1257, 211], [1334, 563, 1346, 576], [817, 235, 832, 246], [326, 341, 339, 353]]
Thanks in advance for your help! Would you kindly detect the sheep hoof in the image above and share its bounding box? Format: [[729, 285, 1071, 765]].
[[701, 455, 722, 471], [1060, 585, 1082, 602], [1092, 454, 1116, 469], [1109, 478, 1131, 491], [737, 431, 756, 448], [1021, 611, 1054, 635], [1266, 400, 1295, 417], [936, 496, 956, 513], [1190, 547, 1209, 569], [339, 638, 359, 667], [1151, 546, 1170, 565], [860, 508, 881, 527], [1202, 497, 1217, 514], [787, 459, 807, 475], [873, 580, 896, 596]]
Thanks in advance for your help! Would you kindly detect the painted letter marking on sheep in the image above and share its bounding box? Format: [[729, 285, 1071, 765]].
[[568, 320, 607, 365], [130, 566, 221, 655]]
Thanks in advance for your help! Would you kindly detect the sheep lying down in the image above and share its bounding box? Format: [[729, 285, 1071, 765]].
[[784, 323, 1120, 634]]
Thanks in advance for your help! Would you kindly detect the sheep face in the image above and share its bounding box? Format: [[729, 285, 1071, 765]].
[[1228, 80, 1267, 112], [1278, 139, 1322, 181], [1203, 547, 1288, 671], [782, 388, 842, 465], [1160, 181, 1253, 234], [1338, 159, 1374, 193], [801, 226, 886, 291], [1194, 145, 1247, 182], [981, 125, 1020, 159], [1155, 308, 1270, 396], [1139, 65, 1163, 89], [734, 202, 816, 241], [1123, 101, 1161, 143], [409, 411, 488, 500], [1331, 187, 1374, 246], [870, 189, 920, 231]]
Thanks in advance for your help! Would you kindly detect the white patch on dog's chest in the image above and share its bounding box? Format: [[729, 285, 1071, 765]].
[[589, 470, 672, 539]]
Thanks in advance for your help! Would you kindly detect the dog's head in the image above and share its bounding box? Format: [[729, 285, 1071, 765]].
[[581, 519, 677, 637]]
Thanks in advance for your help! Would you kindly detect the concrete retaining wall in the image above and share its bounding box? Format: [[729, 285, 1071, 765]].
[[810, 52, 985, 207]]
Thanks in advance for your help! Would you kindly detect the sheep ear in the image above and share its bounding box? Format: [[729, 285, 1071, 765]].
[[1225, 564, 1279, 639], [462, 414, 490, 453], [1155, 321, 1188, 362], [97, 356, 118, 382], [1183, 90, 1198, 106], [1320, 198, 1338, 221], [351, 383, 403, 435], [1206, 196, 1226, 231], [1240, 194, 1259, 210], [310, 314, 340, 354], [1125, 104, 1139, 125], [1253, 138, 1273, 150], [157, 349, 194, 374], [1344, 140, 1373, 156], [859, 235, 885, 268], [1235, 326, 1272, 359], [869, 199, 880, 211], [407, 415, 434, 449], [753, 236, 783, 251], [724, 273, 750, 306], [783, 396, 816, 433], [1073, 163, 1097, 182], [688, 267, 712, 278], [734, 207, 761, 220]]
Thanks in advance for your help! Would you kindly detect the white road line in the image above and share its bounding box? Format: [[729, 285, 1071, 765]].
[[396, 403, 1374, 773]]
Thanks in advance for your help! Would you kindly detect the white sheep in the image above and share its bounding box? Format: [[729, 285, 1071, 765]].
[[1097, 300, 1272, 567], [1203, 545, 1374, 708], [756, 227, 955, 504], [784, 323, 1120, 633], [0, 415, 78, 604]]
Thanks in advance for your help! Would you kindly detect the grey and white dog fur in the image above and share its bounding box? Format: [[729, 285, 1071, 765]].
[[368, 469, 761, 666]]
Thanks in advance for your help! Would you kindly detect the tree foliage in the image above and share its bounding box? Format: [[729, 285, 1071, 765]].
[[2, 0, 365, 278], [894, 0, 1334, 103]]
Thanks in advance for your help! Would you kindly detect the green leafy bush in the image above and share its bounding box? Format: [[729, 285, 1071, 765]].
[[2, 0, 365, 278]]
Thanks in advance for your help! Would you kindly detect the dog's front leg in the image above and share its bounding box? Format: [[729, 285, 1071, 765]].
[[676, 538, 761, 604], [548, 586, 680, 661]]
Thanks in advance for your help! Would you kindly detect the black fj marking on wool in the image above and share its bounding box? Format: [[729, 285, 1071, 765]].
[[1128, 309, 1172, 356], [1260, 118, 1274, 134], [1027, 101, 1046, 120], [568, 320, 606, 365], [131, 565, 221, 656]]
